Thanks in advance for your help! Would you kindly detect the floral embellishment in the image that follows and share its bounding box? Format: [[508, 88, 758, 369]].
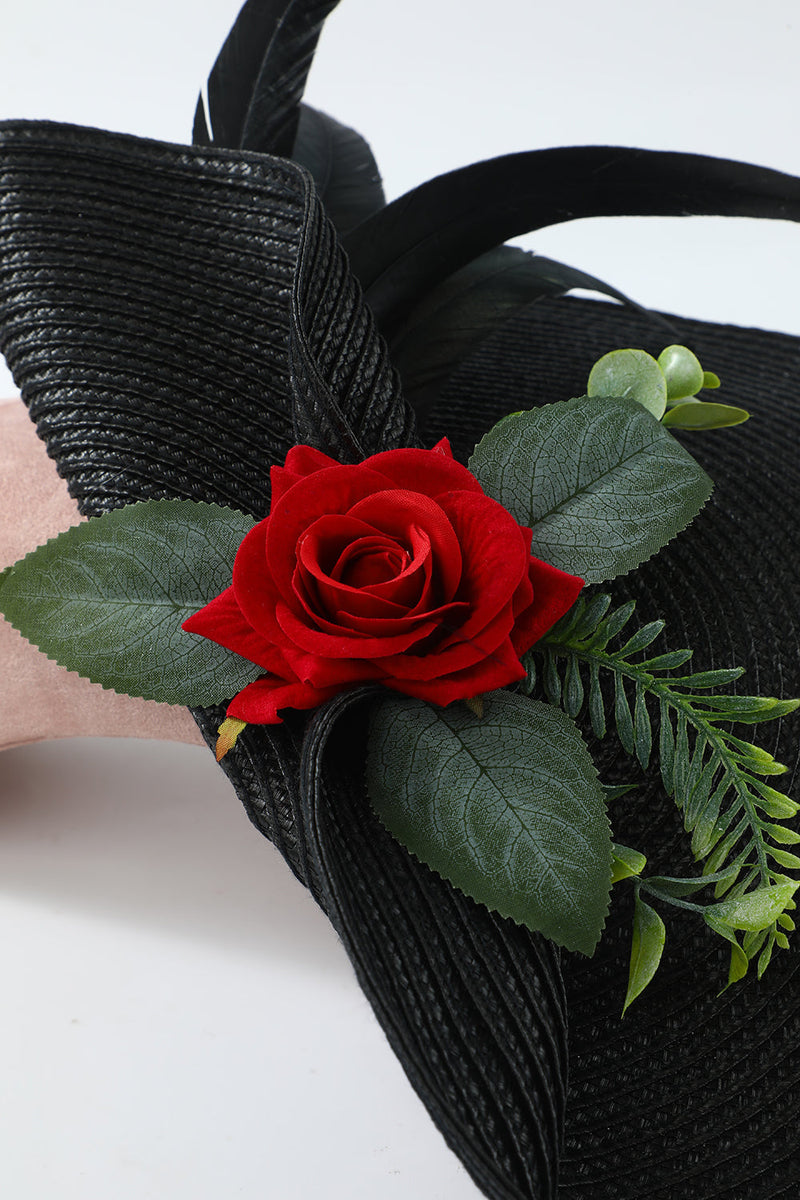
[[3, 351, 795, 1001], [182, 439, 584, 724]]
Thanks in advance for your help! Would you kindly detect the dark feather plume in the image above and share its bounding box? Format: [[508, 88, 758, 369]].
[[194, 0, 342, 156], [344, 146, 800, 335]]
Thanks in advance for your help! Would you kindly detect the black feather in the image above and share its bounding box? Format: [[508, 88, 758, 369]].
[[196, 0, 341, 156], [293, 104, 385, 233], [343, 146, 800, 335]]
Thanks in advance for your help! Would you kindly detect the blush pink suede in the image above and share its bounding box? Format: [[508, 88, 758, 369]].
[[0, 397, 204, 751]]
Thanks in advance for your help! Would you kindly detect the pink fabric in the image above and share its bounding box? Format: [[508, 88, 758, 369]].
[[0, 397, 204, 751]]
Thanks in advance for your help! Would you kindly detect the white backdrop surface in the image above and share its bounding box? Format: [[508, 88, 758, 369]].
[[0, 2, 798, 1197]]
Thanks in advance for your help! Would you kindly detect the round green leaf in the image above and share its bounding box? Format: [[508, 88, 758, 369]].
[[469, 396, 713, 583], [0, 499, 263, 706], [662, 401, 750, 429], [622, 894, 665, 1014], [702, 370, 721, 390], [587, 348, 667, 417], [657, 344, 705, 401], [366, 691, 612, 955]]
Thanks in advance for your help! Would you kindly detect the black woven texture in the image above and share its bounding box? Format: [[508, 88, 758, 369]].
[[0, 122, 568, 1200], [427, 297, 800, 1198]]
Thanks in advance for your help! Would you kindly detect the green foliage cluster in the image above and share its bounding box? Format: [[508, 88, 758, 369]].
[[588, 345, 749, 429], [526, 592, 799, 1006]]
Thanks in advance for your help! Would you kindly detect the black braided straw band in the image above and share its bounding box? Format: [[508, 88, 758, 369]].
[[0, 122, 567, 1200]]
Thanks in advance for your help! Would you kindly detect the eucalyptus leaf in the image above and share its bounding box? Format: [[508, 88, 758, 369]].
[[366, 692, 612, 955], [587, 349, 667, 418], [662, 402, 750, 430], [0, 500, 263, 706], [469, 396, 713, 582], [623, 894, 665, 1014], [657, 344, 705, 401]]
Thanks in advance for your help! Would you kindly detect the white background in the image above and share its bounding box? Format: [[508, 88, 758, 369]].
[[1, 2, 799, 1197]]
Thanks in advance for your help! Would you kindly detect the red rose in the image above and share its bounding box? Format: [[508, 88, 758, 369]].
[[183, 440, 583, 723]]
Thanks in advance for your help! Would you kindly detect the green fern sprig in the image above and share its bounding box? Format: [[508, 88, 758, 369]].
[[522, 593, 800, 993]]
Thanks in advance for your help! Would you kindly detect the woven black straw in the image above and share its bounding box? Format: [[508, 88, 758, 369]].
[[2, 116, 798, 1200]]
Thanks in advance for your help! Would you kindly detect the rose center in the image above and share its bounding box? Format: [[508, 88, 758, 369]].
[[334, 539, 410, 590]]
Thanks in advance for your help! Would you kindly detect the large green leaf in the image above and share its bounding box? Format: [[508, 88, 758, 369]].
[[366, 691, 612, 955], [469, 396, 713, 582], [0, 499, 263, 706]]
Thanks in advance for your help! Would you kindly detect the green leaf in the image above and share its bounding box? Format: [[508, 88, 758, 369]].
[[702, 371, 722, 390], [644, 866, 738, 898], [657, 344, 705, 401], [0, 499, 262, 706], [601, 783, 639, 804], [366, 691, 612, 954], [587, 348, 667, 418], [662, 401, 750, 430], [672, 667, 745, 689], [469, 396, 713, 583], [704, 882, 798, 931], [694, 695, 799, 723], [752, 781, 800, 819], [532, 593, 800, 984], [611, 843, 647, 883], [623, 894, 665, 1014]]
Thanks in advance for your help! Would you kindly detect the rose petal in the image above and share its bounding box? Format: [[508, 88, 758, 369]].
[[275, 599, 442, 659], [182, 585, 276, 670], [265, 464, 396, 600], [283, 445, 341, 477], [432, 488, 529, 646], [226, 675, 342, 724], [325, 598, 468, 637], [347, 489, 462, 602], [377, 598, 516, 680], [333, 542, 406, 588], [293, 562, 414, 631], [362, 443, 484, 501], [386, 638, 526, 705], [511, 556, 584, 653], [232, 517, 286, 641], [297, 515, 429, 617]]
